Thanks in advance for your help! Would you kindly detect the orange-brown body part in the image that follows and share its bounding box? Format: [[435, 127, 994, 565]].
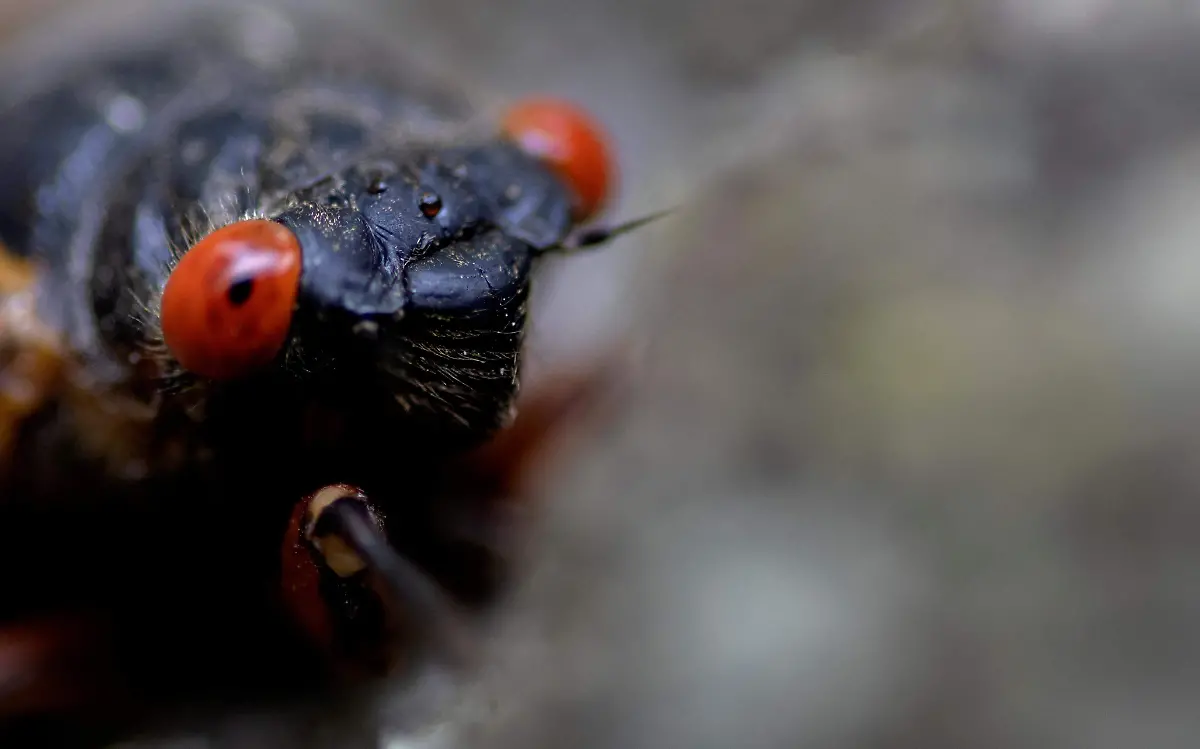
[[0, 249, 65, 475], [160, 219, 303, 381], [500, 98, 615, 222]]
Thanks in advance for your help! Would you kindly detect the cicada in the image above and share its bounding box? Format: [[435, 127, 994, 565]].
[[0, 4, 650, 744]]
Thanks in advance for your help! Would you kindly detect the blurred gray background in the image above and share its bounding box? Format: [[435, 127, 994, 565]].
[[7, 0, 1200, 747]]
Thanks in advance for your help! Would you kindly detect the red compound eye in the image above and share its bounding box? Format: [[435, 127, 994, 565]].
[[500, 96, 615, 222], [160, 219, 301, 380]]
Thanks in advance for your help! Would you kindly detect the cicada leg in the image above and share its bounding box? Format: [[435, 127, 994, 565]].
[[278, 357, 621, 680], [280, 484, 477, 682]]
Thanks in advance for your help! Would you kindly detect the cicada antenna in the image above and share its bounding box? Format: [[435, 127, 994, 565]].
[[539, 208, 675, 255]]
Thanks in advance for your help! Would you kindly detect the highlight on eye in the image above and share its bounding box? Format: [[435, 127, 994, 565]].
[[500, 96, 615, 222], [159, 219, 301, 380]]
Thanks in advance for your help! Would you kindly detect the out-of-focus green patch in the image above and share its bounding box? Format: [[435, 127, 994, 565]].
[[817, 285, 1136, 501]]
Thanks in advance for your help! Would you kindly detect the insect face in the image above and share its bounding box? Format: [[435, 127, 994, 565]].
[[158, 99, 616, 446]]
